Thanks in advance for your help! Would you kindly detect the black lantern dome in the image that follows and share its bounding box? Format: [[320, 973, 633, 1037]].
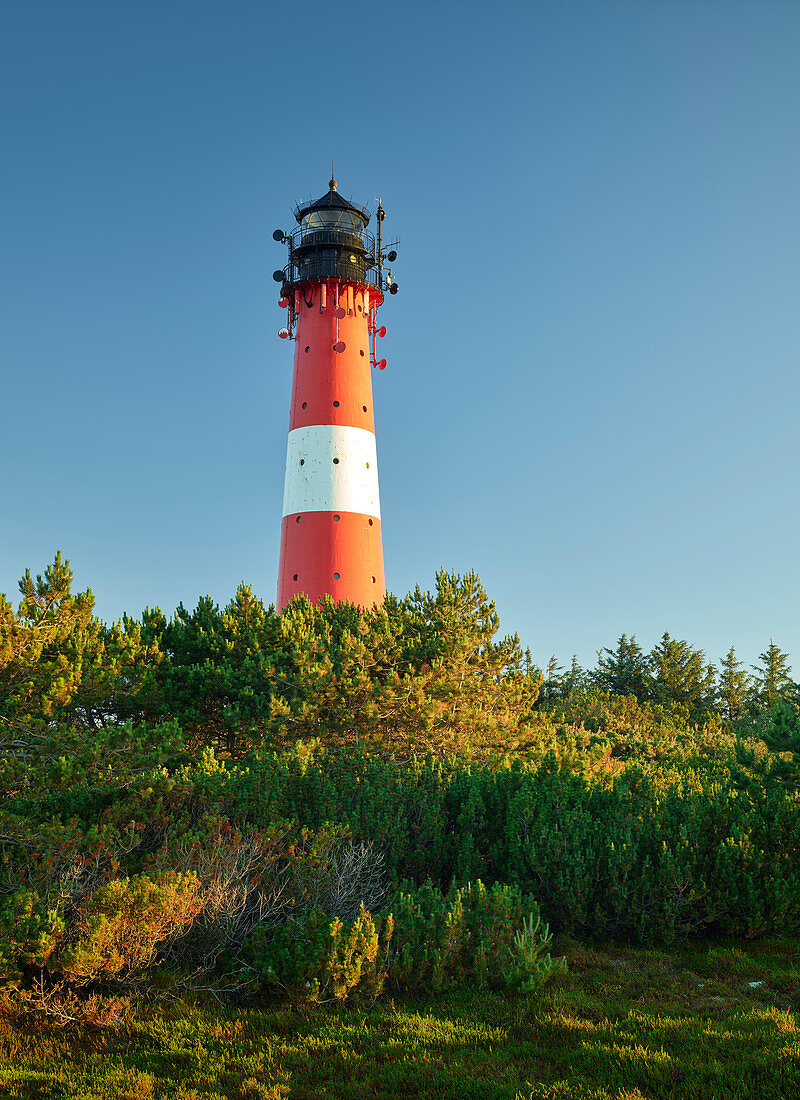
[[294, 178, 370, 231], [280, 179, 378, 291]]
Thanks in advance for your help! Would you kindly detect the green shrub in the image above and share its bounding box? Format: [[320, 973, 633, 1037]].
[[241, 905, 391, 1004], [384, 879, 564, 993], [52, 871, 203, 985], [0, 872, 202, 998], [0, 889, 65, 975], [503, 911, 567, 992]]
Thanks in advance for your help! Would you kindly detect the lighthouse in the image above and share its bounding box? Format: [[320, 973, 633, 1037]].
[[273, 179, 398, 612]]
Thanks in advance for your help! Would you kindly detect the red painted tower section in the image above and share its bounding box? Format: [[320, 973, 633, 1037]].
[[273, 180, 398, 612]]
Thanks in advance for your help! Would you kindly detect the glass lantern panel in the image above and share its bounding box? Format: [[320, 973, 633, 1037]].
[[302, 209, 363, 235]]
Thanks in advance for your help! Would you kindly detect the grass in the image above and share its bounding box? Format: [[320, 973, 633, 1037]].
[[1, 937, 799, 1099]]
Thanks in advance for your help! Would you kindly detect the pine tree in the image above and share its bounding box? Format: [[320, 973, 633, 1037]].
[[563, 655, 585, 699], [0, 552, 161, 731], [379, 570, 540, 757], [752, 642, 793, 710], [734, 699, 800, 792], [594, 634, 651, 700], [540, 655, 566, 706], [717, 646, 750, 723], [649, 632, 715, 722]]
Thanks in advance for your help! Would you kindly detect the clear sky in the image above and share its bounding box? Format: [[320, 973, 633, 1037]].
[[2, 0, 798, 674]]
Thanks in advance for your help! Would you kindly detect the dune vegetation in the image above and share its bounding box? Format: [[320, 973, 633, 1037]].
[[1, 554, 799, 1097]]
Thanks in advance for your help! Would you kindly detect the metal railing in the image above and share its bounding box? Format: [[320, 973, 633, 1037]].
[[288, 226, 376, 256], [281, 257, 382, 290], [279, 224, 382, 290]]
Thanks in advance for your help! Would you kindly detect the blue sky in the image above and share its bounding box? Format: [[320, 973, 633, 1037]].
[[1, 0, 798, 673]]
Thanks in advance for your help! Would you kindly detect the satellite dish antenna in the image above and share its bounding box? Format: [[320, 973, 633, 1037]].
[[273, 229, 285, 242], [386, 250, 397, 262], [273, 270, 285, 282]]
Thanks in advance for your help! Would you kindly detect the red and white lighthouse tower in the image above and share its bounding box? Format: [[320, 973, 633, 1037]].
[[273, 179, 398, 612]]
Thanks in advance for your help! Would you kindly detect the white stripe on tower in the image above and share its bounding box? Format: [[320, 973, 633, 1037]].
[[282, 424, 381, 519]]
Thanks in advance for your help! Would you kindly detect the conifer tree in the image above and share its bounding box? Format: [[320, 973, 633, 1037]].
[[649, 632, 715, 722], [539, 656, 566, 706], [734, 699, 800, 793], [155, 585, 285, 753], [563, 655, 585, 699], [594, 634, 651, 700], [717, 646, 750, 723], [752, 641, 793, 710], [0, 552, 160, 731], [377, 570, 540, 758]]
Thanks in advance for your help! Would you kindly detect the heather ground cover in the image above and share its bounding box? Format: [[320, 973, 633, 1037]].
[[1, 936, 799, 1100]]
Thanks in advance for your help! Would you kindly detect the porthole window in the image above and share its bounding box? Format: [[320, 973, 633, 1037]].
[[333, 572, 340, 580], [333, 514, 340, 522], [293, 573, 299, 581], [305, 346, 310, 353], [296, 516, 302, 523], [302, 401, 308, 409], [368, 518, 373, 526], [299, 458, 305, 465], [362, 405, 368, 413], [365, 462, 370, 469], [333, 400, 339, 407], [360, 350, 365, 357], [372, 576, 376, 583], [333, 457, 340, 465]]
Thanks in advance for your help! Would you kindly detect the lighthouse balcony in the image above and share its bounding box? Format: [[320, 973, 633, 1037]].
[[281, 247, 380, 291], [283, 258, 381, 290], [292, 227, 373, 255]]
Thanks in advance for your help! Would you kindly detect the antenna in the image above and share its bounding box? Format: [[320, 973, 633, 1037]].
[[376, 198, 383, 286]]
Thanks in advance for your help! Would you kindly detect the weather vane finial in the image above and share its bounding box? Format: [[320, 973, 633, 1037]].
[[330, 159, 336, 191]]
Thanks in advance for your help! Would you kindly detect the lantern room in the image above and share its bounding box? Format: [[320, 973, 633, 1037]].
[[275, 179, 379, 290]]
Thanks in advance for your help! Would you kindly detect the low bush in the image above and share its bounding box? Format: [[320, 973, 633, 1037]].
[[0, 871, 202, 1019], [236, 879, 565, 1005], [241, 905, 391, 1005], [52, 872, 202, 985], [384, 879, 564, 993]]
